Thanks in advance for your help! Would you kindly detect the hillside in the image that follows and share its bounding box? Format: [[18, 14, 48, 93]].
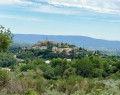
[[13, 34, 120, 50], [17, 39, 96, 60]]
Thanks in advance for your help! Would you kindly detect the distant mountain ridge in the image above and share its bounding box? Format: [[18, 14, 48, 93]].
[[13, 34, 120, 50]]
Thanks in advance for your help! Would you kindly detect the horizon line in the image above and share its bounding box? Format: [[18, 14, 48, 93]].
[[13, 33, 120, 42]]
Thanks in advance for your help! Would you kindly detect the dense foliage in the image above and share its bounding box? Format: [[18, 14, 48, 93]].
[[1, 54, 120, 94], [19, 56, 119, 79], [8, 45, 22, 54], [0, 25, 13, 52], [17, 47, 99, 60], [0, 52, 17, 67]]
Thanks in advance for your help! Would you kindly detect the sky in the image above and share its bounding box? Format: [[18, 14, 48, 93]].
[[0, 0, 120, 41]]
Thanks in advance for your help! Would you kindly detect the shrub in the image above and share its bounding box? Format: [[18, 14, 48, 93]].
[[44, 89, 65, 95], [24, 88, 39, 95], [63, 68, 76, 78], [20, 65, 35, 72], [0, 69, 10, 91]]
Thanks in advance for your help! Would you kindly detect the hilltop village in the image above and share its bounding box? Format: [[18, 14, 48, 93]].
[[24, 39, 79, 55], [16, 39, 101, 60]]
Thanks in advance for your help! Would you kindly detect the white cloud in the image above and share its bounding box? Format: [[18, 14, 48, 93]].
[[0, 14, 43, 21], [0, 0, 19, 4], [0, 0, 33, 5], [0, 0, 80, 15], [31, 4, 81, 15], [1, 0, 120, 15], [37, 0, 120, 14]]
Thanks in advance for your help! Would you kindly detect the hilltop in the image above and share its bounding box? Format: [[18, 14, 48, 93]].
[[26, 39, 78, 55], [16, 39, 100, 60]]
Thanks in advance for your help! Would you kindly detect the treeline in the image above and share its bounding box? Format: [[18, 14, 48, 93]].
[[8, 45, 22, 54], [19, 56, 120, 79], [17, 47, 101, 60]]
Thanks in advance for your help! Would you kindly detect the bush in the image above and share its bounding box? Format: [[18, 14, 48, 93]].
[[63, 68, 76, 78], [20, 65, 35, 72], [0, 69, 10, 91], [24, 88, 39, 95], [44, 89, 65, 95], [0, 53, 17, 67]]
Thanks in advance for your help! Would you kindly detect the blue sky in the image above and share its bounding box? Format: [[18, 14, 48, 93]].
[[0, 0, 120, 40]]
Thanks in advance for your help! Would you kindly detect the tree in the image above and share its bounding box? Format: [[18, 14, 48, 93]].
[[0, 25, 13, 52], [72, 57, 93, 77], [63, 67, 76, 78], [0, 53, 17, 67]]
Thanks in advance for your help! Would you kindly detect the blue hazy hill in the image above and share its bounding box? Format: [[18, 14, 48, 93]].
[[13, 34, 120, 50]]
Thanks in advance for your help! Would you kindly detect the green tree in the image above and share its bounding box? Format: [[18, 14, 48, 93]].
[[63, 67, 76, 78], [89, 56, 103, 69], [20, 64, 35, 72], [72, 57, 93, 77], [0, 25, 13, 52], [0, 53, 17, 67]]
